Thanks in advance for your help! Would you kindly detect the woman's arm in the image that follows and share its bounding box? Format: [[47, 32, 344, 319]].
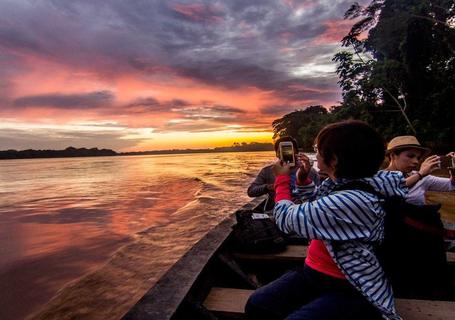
[[273, 173, 376, 240], [425, 175, 455, 192], [273, 190, 377, 240]]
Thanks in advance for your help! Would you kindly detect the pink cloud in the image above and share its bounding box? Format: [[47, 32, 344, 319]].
[[312, 19, 354, 45], [170, 3, 224, 23]]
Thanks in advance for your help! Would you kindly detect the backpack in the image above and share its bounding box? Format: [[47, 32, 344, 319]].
[[231, 206, 287, 253], [334, 181, 449, 299]]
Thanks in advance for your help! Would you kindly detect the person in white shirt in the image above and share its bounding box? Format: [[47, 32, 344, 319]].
[[385, 135, 455, 205]]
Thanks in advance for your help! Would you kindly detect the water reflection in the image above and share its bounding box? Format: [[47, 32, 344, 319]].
[[0, 152, 275, 320]]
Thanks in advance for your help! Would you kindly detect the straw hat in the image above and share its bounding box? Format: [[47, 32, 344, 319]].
[[386, 136, 430, 154]]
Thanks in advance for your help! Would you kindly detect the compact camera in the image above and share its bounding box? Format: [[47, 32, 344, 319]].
[[279, 141, 295, 167]]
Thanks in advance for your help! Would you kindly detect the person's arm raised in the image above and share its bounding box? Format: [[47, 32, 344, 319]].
[[405, 155, 439, 188]]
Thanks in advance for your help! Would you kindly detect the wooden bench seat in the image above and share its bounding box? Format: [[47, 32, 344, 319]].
[[232, 245, 308, 261], [233, 245, 455, 263], [203, 287, 455, 319]]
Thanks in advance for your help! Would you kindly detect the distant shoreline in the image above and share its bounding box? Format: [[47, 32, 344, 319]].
[[0, 143, 275, 160]]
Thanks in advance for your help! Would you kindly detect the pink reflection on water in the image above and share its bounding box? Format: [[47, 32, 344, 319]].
[[0, 155, 208, 320]]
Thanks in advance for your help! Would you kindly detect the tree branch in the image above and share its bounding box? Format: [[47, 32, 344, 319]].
[[382, 86, 416, 134]]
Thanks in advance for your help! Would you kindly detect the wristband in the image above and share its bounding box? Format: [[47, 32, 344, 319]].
[[416, 172, 424, 180]]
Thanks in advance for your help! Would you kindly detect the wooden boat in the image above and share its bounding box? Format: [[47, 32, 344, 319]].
[[123, 197, 455, 320]]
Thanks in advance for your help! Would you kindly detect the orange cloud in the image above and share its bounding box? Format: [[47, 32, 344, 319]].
[[312, 19, 354, 45]]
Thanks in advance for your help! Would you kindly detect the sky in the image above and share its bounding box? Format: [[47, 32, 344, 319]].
[[0, 0, 369, 152]]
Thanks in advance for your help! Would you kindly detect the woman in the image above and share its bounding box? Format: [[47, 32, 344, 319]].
[[245, 121, 407, 320], [385, 135, 455, 205]]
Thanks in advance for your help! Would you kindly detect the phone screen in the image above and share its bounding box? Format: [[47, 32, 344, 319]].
[[281, 145, 294, 164]]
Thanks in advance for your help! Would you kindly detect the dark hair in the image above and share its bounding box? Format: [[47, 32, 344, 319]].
[[315, 120, 385, 179], [274, 136, 299, 154]]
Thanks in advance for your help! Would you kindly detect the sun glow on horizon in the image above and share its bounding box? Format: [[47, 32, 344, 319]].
[[0, 119, 273, 152], [123, 129, 274, 152]]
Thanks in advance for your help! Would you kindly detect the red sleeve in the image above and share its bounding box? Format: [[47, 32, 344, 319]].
[[274, 175, 291, 202], [297, 177, 312, 186]]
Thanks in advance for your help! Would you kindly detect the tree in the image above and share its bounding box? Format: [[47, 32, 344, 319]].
[[334, 0, 455, 151], [272, 106, 329, 150]]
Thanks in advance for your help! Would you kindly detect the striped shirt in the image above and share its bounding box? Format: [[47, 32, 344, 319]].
[[273, 170, 407, 320]]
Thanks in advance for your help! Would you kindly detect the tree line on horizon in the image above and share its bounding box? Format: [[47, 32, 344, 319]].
[[0, 143, 274, 160], [273, 0, 454, 153]]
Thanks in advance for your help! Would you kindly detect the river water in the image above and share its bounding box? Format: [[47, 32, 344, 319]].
[[0, 152, 277, 320]]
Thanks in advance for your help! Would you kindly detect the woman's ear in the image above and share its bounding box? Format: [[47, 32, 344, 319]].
[[389, 153, 396, 162]]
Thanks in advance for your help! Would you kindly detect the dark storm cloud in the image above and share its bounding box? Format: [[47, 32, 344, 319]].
[[211, 105, 245, 113], [0, 0, 370, 106], [121, 97, 245, 119], [157, 120, 225, 133], [124, 97, 193, 112], [259, 104, 302, 116], [13, 91, 115, 109]]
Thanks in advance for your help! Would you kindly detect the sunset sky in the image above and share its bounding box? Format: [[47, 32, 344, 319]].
[[0, 0, 368, 151]]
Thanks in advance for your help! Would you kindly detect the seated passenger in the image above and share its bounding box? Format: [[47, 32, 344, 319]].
[[385, 135, 455, 205], [245, 120, 407, 320], [247, 136, 320, 210]]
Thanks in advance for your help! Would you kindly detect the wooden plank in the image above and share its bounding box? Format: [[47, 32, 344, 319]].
[[204, 287, 455, 319], [233, 245, 455, 263], [232, 245, 307, 261], [203, 287, 251, 315], [396, 299, 455, 320]]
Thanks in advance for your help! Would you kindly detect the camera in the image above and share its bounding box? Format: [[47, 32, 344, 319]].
[[438, 155, 454, 169], [279, 141, 295, 167]]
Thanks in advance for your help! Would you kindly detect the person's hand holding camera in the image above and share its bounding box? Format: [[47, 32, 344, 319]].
[[273, 159, 291, 176], [419, 155, 440, 177]]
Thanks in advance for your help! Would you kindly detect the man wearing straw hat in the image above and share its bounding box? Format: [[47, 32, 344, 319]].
[[385, 135, 455, 205]]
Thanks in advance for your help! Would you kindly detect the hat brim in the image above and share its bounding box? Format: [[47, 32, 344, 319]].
[[386, 144, 431, 155]]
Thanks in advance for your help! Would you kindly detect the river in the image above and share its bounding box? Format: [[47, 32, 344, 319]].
[[0, 151, 277, 320]]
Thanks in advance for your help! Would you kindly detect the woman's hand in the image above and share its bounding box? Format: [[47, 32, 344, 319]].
[[419, 155, 440, 176], [273, 159, 291, 176]]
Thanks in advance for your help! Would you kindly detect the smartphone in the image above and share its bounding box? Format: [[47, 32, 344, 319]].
[[279, 141, 295, 166], [439, 155, 454, 169]]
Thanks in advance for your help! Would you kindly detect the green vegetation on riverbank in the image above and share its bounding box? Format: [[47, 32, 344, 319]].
[[0, 142, 273, 160], [273, 0, 454, 153]]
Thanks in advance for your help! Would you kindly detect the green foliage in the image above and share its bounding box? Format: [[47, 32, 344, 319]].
[[272, 106, 329, 150], [272, 0, 455, 152], [334, 0, 455, 151]]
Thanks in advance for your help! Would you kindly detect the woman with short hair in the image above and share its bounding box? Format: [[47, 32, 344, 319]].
[[245, 120, 407, 320]]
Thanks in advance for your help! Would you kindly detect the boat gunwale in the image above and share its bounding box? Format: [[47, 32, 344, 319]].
[[121, 196, 266, 320]]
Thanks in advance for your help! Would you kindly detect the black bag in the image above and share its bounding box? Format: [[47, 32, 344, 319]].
[[231, 208, 287, 253], [334, 181, 449, 299]]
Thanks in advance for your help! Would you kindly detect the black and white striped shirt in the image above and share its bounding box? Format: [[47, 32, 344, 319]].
[[274, 170, 407, 320]]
